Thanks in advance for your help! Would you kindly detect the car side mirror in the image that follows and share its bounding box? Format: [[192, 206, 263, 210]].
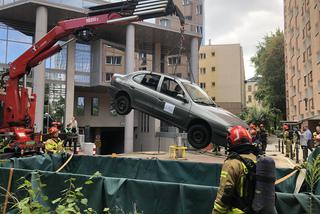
[[177, 94, 188, 103]]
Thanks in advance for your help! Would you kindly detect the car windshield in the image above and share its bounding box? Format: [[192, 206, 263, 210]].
[[182, 82, 216, 106]]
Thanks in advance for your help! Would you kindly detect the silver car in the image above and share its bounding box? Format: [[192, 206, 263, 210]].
[[108, 71, 248, 149]]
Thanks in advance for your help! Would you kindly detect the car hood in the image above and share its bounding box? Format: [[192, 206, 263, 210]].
[[202, 106, 248, 129]]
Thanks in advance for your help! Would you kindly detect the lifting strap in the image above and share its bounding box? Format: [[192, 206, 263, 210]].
[[56, 153, 74, 172], [275, 169, 298, 185]]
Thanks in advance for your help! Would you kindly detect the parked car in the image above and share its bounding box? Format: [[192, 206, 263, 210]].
[[108, 71, 248, 149]]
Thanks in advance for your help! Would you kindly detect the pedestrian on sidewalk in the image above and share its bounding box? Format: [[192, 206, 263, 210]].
[[305, 126, 313, 152], [283, 124, 293, 157], [299, 127, 308, 161]]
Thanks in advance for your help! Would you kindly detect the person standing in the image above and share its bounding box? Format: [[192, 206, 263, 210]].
[[305, 126, 313, 152], [283, 124, 292, 157], [213, 126, 259, 214], [44, 126, 64, 154], [299, 127, 308, 161], [258, 124, 268, 154], [67, 116, 78, 134]]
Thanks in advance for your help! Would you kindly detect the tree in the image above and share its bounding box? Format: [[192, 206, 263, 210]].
[[251, 30, 285, 118]]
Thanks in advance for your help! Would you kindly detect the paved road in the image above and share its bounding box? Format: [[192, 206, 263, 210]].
[[116, 135, 297, 169]]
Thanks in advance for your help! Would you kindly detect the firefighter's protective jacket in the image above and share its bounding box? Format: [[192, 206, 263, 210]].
[[44, 138, 64, 154], [213, 153, 256, 214]]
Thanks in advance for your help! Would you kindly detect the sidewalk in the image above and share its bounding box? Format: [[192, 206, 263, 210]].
[[265, 134, 298, 168]]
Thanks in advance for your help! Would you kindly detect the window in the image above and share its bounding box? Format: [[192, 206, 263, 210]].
[[139, 52, 147, 65], [175, 73, 182, 78], [308, 71, 313, 82], [106, 56, 122, 65], [211, 97, 216, 101], [160, 78, 184, 100], [212, 52, 215, 56], [211, 82, 215, 87], [309, 98, 314, 110], [76, 97, 85, 116], [105, 73, 113, 81], [200, 68, 206, 74], [160, 18, 170, 27], [248, 85, 252, 92], [200, 82, 206, 89], [140, 74, 161, 90], [91, 97, 99, 116], [307, 46, 312, 56], [196, 26, 203, 34], [76, 43, 91, 72], [140, 112, 150, 133], [7, 42, 31, 63], [212, 67, 216, 72], [196, 4, 203, 15], [248, 95, 252, 103], [139, 67, 147, 70], [168, 56, 181, 65], [304, 98, 308, 111], [200, 53, 206, 59], [303, 51, 306, 62], [184, 16, 192, 20], [133, 74, 145, 84], [304, 75, 307, 86], [182, 0, 191, 5]]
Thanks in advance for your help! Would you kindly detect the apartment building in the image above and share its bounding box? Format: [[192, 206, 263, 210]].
[[245, 77, 261, 108], [199, 43, 246, 114], [284, 0, 320, 128]]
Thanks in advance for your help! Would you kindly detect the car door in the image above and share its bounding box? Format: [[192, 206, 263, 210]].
[[130, 73, 161, 115], [153, 77, 191, 128]]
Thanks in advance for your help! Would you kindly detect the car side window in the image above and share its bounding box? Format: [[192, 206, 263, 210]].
[[140, 74, 160, 90], [133, 74, 145, 84], [160, 78, 184, 100]]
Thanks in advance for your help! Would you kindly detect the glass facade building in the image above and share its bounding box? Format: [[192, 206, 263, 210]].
[[0, 21, 92, 122]]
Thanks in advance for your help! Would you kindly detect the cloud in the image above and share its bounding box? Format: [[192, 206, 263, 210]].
[[204, 0, 284, 79]]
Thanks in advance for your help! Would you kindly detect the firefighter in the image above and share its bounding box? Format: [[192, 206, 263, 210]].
[[213, 125, 258, 214], [44, 126, 64, 154], [258, 124, 268, 153], [282, 124, 292, 157]]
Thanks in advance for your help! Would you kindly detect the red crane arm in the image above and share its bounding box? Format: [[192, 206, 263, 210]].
[[1, 0, 185, 133]]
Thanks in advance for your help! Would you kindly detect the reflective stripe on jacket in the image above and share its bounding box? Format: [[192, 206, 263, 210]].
[[212, 153, 256, 214]]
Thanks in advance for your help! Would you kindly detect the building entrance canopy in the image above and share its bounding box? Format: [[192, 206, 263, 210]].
[[0, 0, 201, 54]]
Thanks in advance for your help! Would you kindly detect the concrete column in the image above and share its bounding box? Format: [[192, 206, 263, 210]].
[[33, 6, 48, 132], [124, 24, 135, 153], [190, 37, 199, 83], [64, 39, 76, 125], [152, 43, 161, 73]]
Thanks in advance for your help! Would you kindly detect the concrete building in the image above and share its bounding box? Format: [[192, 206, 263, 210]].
[[0, 0, 202, 154], [245, 77, 261, 108], [198, 43, 246, 114], [284, 0, 320, 128]]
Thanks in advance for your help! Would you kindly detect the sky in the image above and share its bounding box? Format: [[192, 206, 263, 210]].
[[204, 0, 284, 79]]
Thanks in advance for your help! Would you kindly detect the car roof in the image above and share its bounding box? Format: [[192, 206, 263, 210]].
[[132, 70, 192, 84]]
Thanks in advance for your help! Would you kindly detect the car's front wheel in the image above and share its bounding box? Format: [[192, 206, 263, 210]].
[[114, 94, 132, 115], [187, 124, 211, 149]]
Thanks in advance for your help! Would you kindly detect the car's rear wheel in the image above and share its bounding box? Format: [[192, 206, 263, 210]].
[[187, 124, 211, 149], [115, 94, 132, 115]]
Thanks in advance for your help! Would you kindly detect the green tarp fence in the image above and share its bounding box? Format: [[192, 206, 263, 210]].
[[0, 154, 319, 213]]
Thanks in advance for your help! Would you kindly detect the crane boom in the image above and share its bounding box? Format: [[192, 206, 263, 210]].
[[0, 0, 185, 152]]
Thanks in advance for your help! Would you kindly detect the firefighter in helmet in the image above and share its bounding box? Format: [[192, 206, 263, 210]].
[[282, 124, 292, 157], [213, 126, 258, 214], [44, 126, 65, 154]]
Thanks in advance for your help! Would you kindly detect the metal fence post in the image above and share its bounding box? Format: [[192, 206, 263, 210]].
[[278, 139, 281, 152], [290, 144, 293, 160], [281, 140, 284, 154], [295, 144, 299, 163]]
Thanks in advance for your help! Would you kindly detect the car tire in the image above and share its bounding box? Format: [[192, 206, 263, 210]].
[[187, 124, 211, 149], [115, 94, 132, 115]]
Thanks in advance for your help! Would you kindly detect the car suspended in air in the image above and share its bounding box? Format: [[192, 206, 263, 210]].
[[108, 71, 248, 149]]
